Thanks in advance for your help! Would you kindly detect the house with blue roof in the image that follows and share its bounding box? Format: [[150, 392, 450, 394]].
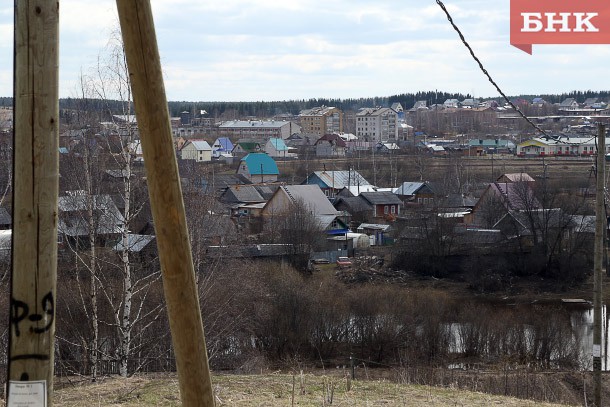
[[265, 137, 296, 158], [237, 153, 279, 182], [212, 137, 234, 158]]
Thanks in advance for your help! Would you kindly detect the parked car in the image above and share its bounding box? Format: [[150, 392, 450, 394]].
[[336, 256, 353, 267]]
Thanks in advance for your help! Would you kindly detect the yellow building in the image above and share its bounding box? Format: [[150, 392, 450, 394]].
[[299, 106, 343, 137]]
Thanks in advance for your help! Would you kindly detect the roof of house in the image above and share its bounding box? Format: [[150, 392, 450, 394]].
[[315, 133, 347, 147], [497, 173, 535, 182], [190, 139, 212, 151], [360, 191, 403, 205], [339, 185, 380, 196], [390, 102, 403, 112], [357, 223, 391, 232], [279, 185, 338, 215], [213, 137, 234, 151], [234, 142, 262, 152], [560, 98, 578, 107], [394, 182, 430, 196], [379, 143, 399, 150], [335, 196, 373, 213], [222, 184, 278, 204], [486, 182, 541, 211], [200, 174, 252, 193], [306, 170, 370, 189], [356, 107, 395, 117], [299, 106, 339, 116], [241, 153, 279, 175], [113, 234, 156, 252], [442, 193, 478, 208], [493, 208, 572, 235], [58, 192, 124, 236], [222, 185, 265, 204], [268, 138, 289, 151], [412, 100, 427, 110]]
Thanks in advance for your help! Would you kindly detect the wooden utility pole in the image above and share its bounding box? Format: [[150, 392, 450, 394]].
[[115, 1, 214, 406], [593, 122, 606, 407], [8, 0, 60, 405]]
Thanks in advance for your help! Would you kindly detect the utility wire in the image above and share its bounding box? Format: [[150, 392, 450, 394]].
[[435, 0, 549, 139]]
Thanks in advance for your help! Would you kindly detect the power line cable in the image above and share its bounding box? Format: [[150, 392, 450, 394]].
[[435, 0, 550, 139]]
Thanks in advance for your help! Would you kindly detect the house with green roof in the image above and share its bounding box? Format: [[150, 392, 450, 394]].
[[237, 153, 279, 182], [232, 140, 263, 158]]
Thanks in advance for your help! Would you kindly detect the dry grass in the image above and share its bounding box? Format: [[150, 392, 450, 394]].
[[12, 372, 572, 407]]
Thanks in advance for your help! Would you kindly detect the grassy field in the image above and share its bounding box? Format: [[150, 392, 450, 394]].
[[17, 372, 573, 407]]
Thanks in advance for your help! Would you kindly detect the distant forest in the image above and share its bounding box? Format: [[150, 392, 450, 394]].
[[2, 90, 610, 118]]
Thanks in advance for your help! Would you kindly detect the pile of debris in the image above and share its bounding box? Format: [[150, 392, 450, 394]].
[[335, 256, 410, 284]]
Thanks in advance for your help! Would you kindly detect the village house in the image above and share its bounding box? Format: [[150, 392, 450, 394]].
[[302, 170, 370, 199], [211, 137, 234, 158], [231, 140, 263, 159], [220, 184, 278, 216], [467, 181, 541, 227], [58, 191, 125, 248], [315, 133, 348, 157], [180, 139, 212, 162], [265, 137, 296, 159], [262, 184, 347, 233], [237, 153, 279, 183], [359, 191, 403, 220], [394, 181, 436, 207]]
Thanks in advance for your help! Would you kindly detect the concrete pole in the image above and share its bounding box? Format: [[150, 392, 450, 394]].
[[115, 1, 214, 405], [8, 0, 60, 404], [594, 122, 605, 407]]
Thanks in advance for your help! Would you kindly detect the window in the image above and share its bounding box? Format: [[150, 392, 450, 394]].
[[391, 206, 396, 214], [384, 205, 389, 214]]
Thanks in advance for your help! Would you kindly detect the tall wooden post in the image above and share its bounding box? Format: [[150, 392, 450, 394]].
[[593, 122, 605, 407], [115, 1, 214, 406], [8, 0, 60, 405]]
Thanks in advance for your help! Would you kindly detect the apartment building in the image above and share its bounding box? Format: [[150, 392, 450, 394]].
[[218, 120, 300, 140], [299, 106, 343, 137], [355, 107, 398, 142]]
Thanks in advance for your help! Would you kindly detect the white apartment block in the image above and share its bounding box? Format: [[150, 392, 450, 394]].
[[355, 107, 398, 142], [218, 120, 301, 140]]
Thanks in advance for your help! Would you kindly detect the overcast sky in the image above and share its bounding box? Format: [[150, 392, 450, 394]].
[[1, 0, 609, 102]]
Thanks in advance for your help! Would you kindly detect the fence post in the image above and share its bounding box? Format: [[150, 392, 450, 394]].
[[115, 1, 214, 405], [8, 0, 59, 404]]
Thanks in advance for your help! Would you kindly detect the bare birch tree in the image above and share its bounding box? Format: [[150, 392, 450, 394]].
[[57, 33, 164, 378]]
